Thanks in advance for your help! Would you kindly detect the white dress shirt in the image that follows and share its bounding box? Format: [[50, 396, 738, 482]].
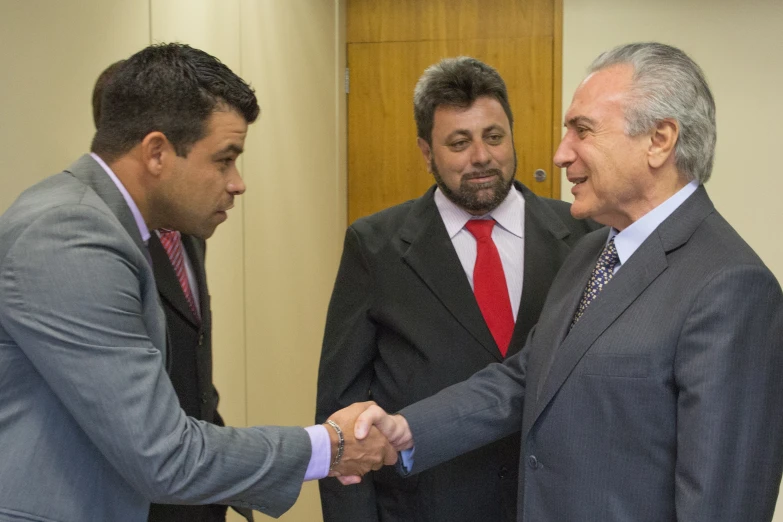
[[434, 185, 526, 319]]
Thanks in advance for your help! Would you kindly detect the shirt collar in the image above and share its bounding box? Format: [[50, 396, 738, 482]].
[[90, 152, 150, 244], [610, 180, 699, 265], [434, 184, 525, 239]]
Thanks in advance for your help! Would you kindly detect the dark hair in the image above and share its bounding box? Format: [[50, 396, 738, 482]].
[[92, 60, 126, 128], [413, 56, 513, 145], [91, 43, 259, 161]]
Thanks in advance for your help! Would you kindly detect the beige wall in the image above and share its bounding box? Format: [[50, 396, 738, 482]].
[[239, 1, 346, 520], [0, 0, 149, 212], [561, 1, 783, 518], [0, 1, 344, 521]]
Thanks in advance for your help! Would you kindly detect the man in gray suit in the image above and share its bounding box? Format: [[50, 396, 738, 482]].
[[0, 43, 394, 522], [353, 42, 783, 521], [92, 59, 252, 522]]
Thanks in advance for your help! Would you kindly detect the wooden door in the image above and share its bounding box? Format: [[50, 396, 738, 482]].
[[347, 0, 562, 224]]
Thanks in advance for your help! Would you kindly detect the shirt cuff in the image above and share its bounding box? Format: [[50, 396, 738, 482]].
[[304, 424, 331, 481], [400, 447, 415, 473]]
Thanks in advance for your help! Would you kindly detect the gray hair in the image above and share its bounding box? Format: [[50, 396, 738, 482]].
[[413, 56, 513, 145], [588, 42, 716, 183]]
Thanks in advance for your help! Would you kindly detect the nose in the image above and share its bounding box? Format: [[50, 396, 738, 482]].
[[553, 134, 575, 169], [227, 170, 246, 195], [470, 141, 491, 167]]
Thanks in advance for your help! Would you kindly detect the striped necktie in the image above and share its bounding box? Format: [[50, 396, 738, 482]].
[[158, 229, 200, 322]]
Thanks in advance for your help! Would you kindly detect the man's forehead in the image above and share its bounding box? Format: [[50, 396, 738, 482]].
[[579, 65, 632, 101], [565, 66, 632, 123], [433, 98, 510, 129], [205, 110, 248, 136]]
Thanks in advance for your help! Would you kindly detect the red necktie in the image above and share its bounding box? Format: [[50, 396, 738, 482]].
[[158, 229, 200, 323], [465, 219, 514, 356]]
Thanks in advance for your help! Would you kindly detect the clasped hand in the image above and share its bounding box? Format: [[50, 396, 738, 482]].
[[325, 401, 414, 486]]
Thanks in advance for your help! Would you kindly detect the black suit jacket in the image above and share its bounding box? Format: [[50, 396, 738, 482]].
[[147, 234, 253, 522], [316, 183, 599, 522]]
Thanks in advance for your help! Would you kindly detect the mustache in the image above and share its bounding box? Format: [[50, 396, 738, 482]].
[[462, 169, 503, 181]]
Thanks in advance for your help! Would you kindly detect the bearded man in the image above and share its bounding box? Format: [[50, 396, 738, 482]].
[[315, 56, 598, 522]]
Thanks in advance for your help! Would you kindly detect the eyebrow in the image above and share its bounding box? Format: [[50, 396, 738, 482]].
[[445, 124, 506, 140], [214, 144, 244, 157], [482, 124, 506, 134], [565, 115, 596, 128], [445, 129, 472, 140]]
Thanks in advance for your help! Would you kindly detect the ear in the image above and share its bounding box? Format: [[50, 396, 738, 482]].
[[140, 131, 172, 178], [417, 137, 434, 173], [648, 119, 678, 169]]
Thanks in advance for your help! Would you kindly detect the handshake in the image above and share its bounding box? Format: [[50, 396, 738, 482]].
[[323, 401, 415, 485]]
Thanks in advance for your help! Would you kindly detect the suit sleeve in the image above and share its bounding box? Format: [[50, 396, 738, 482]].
[[315, 226, 381, 522], [674, 264, 783, 521], [400, 330, 530, 475], [0, 206, 310, 518]]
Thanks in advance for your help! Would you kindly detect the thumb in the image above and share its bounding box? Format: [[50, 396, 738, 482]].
[[337, 475, 362, 485], [354, 405, 385, 439]]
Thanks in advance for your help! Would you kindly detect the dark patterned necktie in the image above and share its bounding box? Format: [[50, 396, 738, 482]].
[[571, 238, 619, 328]]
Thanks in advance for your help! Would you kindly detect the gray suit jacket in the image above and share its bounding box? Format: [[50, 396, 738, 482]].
[[0, 155, 310, 522], [401, 187, 783, 521]]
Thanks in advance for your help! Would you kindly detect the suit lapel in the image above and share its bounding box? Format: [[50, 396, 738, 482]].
[[534, 236, 667, 417], [508, 183, 575, 357], [148, 233, 200, 328], [399, 188, 501, 360], [64, 154, 169, 367], [181, 235, 209, 330], [540, 241, 600, 398], [529, 186, 716, 431]]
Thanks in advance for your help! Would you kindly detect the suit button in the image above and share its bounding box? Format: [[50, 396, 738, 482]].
[[198, 334, 204, 346], [201, 393, 208, 405], [527, 455, 539, 469], [498, 466, 508, 478]]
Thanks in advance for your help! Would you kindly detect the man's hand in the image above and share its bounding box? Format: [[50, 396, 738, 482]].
[[355, 404, 414, 452], [325, 401, 398, 485]]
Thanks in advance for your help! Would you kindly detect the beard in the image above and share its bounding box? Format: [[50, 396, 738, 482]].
[[431, 157, 516, 215]]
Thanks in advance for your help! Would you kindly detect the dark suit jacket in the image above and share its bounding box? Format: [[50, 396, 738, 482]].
[[401, 187, 783, 521], [147, 235, 253, 522], [316, 182, 598, 522]]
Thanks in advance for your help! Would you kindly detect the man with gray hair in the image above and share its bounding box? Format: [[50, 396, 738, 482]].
[[316, 56, 596, 521], [355, 42, 783, 521]]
